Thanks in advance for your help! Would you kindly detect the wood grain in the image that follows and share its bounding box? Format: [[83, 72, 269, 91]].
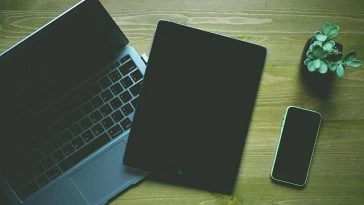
[[0, 0, 363, 204]]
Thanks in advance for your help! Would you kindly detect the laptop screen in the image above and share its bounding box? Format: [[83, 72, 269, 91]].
[[0, 0, 127, 170], [0, 0, 128, 124]]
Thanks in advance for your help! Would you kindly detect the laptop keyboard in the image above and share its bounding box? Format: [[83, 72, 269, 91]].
[[8, 55, 144, 200]]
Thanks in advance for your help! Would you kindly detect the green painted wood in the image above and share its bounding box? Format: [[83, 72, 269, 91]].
[[0, 0, 363, 204]]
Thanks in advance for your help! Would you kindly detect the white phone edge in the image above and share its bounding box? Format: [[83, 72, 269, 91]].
[[270, 106, 322, 187]]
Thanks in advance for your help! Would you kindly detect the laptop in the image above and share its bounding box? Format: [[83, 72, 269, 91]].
[[124, 20, 266, 194], [0, 0, 147, 204]]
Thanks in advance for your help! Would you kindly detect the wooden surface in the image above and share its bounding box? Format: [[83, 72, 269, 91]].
[[1, 0, 364, 204]]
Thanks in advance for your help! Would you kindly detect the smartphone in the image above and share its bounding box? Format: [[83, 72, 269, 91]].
[[271, 106, 322, 187]]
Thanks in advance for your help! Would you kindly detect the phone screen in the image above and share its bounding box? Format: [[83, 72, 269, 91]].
[[271, 106, 322, 186]]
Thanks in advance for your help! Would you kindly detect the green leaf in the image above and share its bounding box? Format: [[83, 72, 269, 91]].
[[319, 60, 328, 73], [322, 22, 332, 35], [329, 61, 340, 71], [314, 31, 321, 36], [322, 43, 333, 52], [313, 41, 323, 47], [320, 50, 331, 59], [308, 61, 317, 72], [315, 33, 328, 41], [345, 59, 362, 68], [327, 25, 340, 40], [306, 51, 314, 59], [323, 40, 335, 51], [328, 40, 336, 47], [313, 59, 321, 69], [336, 64, 345, 77], [342, 50, 357, 63], [304, 58, 311, 66], [309, 41, 322, 51], [312, 44, 323, 58], [309, 44, 314, 52]]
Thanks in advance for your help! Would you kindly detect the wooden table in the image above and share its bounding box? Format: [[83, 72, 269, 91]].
[[1, 0, 363, 204]]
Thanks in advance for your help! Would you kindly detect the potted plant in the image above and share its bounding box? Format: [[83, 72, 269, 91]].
[[300, 22, 362, 98], [303, 22, 361, 77]]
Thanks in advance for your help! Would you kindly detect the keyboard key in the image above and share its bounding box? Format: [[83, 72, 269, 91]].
[[70, 124, 83, 136], [108, 125, 123, 139], [24, 163, 43, 180], [79, 88, 92, 102], [130, 81, 142, 97], [100, 104, 112, 116], [110, 97, 122, 109], [92, 123, 104, 136], [46, 166, 61, 180], [109, 70, 122, 82], [40, 143, 53, 156], [101, 117, 114, 129], [91, 96, 103, 108], [59, 133, 110, 171], [35, 174, 48, 188], [111, 110, 124, 122], [101, 89, 113, 102], [119, 60, 136, 76], [24, 151, 42, 168], [62, 143, 75, 156], [90, 110, 102, 123], [110, 82, 123, 95], [121, 103, 134, 116], [17, 187, 30, 200], [88, 83, 101, 95], [50, 123, 63, 135], [119, 55, 131, 64], [120, 76, 133, 89], [99, 77, 111, 89], [70, 109, 83, 122], [72, 137, 85, 150], [119, 91, 132, 103], [80, 102, 93, 115], [63, 115, 76, 128], [42, 157, 55, 169], [59, 116, 73, 129], [110, 61, 120, 70], [50, 138, 63, 150], [67, 92, 87, 110], [80, 117, 93, 129], [60, 130, 73, 143], [81, 131, 94, 143], [98, 68, 109, 77], [37, 130, 54, 142], [25, 181, 39, 196], [120, 118, 132, 130], [52, 151, 65, 163], [131, 97, 139, 109], [130, 69, 143, 82]]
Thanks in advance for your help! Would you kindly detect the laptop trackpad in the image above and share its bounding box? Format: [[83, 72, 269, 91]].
[[71, 141, 144, 205], [24, 178, 87, 205]]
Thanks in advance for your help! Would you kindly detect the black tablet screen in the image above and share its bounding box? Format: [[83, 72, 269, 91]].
[[124, 21, 266, 194]]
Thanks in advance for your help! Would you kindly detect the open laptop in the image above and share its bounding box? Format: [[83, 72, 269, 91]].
[[0, 0, 147, 204]]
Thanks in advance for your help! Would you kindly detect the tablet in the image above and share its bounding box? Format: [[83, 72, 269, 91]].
[[124, 20, 266, 194]]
